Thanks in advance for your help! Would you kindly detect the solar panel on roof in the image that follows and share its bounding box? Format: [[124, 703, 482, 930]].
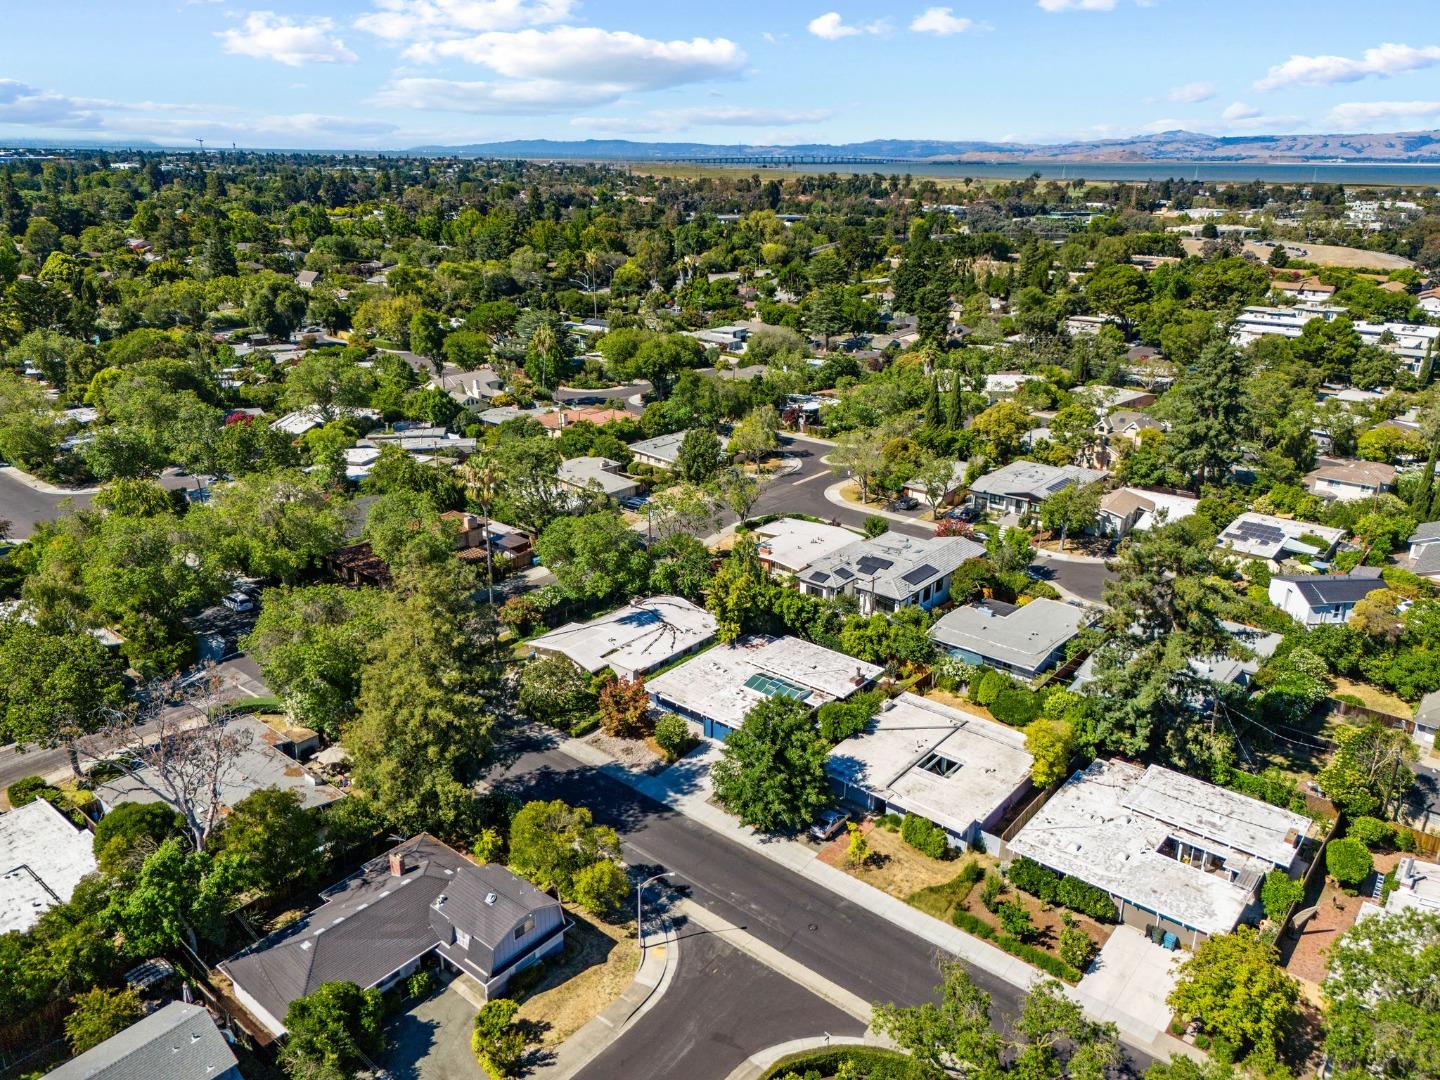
[[855, 556, 894, 575], [809, 571, 830, 583], [901, 563, 939, 586], [1045, 477, 1074, 493], [833, 567, 854, 580]]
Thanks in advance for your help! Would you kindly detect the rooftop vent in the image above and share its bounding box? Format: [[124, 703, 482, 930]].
[[485, 892, 498, 906]]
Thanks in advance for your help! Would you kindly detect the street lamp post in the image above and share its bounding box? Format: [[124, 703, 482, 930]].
[[636, 871, 676, 963]]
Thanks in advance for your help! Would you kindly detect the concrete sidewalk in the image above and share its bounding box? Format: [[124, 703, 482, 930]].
[[559, 734, 1198, 1065], [0, 464, 100, 496], [528, 916, 678, 1080]]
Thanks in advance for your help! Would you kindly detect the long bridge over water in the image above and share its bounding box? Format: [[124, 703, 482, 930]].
[[647, 155, 910, 166]]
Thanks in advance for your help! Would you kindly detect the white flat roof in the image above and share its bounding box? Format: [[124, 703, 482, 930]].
[[0, 799, 98, 934], [647, 635, 881, 731], [1007, 760, 1308, 936], [529, 596, 717, 677], [827, 693, 1032, 837], [754, 518, 863, 574]]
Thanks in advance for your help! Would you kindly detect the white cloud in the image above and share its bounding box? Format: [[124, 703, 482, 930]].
[[218, 11, 358, 66], [805, 12, 891, 38], [910, 7, 974, 35], [354, 0, 574, 42], [405, 27, 746, 95], [571, 105, 834, 134], [1168, 81, 1216, 104], [1037, 0, 1117, 11], [1328, 100, 1440, 127], [0, 80, 104, 129], [1255, 43, 1440, 91], [808, 12, 859, 39], [1221, 101, 1260, 121], [372, 75, 621, 113]]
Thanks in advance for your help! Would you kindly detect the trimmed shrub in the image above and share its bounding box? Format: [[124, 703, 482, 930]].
[[952, 909, 998, 940], [997, 936, 1082, 983], [405, 970, 435, 1000], [877, 812, 904, 832], [1055, 876, 1118, 922], [653, 714, 693, 762], [758, 1047, 925, 1080], [1347, 816, 1394, 849], [990, 687, 1044, 728], [980, 872, 1006, 911], [1059, 923, 1096, 971], [996, 900, 1035, 941], [6, 775, 52, 807], [900, 814, 949, 860], [970, 668, 1009, 707], [1260, 869, 1305, 923], [1007, 857, 1061, 903], [1326, 837, 1374, 890]]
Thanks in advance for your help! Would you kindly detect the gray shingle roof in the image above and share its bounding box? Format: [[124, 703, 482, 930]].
[[796, 533, 983, 602], [1272, 570, 1386, 607], [221, 835, 558, 1031], [44, 1002, 238, 1080]]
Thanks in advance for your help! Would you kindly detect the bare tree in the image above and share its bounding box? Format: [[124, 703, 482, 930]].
[[80, 666, 253, 850]]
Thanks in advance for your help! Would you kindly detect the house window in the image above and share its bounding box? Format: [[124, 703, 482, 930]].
[[514, 915, 535, 940]]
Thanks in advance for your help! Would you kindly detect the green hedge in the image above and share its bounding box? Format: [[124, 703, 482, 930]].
[[990, 687, 1044, 728], [759, 1046, 929, 1080], [227, 696, 285, 715], [1006, 857, 1117, 923], [951, 910, 1081, 982], [900, 814, 949, 860]]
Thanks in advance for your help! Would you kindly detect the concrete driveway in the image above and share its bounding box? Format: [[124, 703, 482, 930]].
[[384, 979, 485, 1080], [1075, 926, 1182, 1036]]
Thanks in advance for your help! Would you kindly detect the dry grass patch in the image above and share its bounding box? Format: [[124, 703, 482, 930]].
[[511, 909, 639, 1048], [819, 820, 960, 898], [1330, 677, 1411, 718], [923, 688, 999, 724]]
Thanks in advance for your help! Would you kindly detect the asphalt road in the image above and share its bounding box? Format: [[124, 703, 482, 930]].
[[581, 932, 865, 1080], [744, 436, 1115, 605], [490, 731, 1153, 1075], [0, 466, 202, 541], [0, 654, 269, 794]]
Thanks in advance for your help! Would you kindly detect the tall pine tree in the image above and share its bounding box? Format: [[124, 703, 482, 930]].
[[1163, 334, 1250, 492]]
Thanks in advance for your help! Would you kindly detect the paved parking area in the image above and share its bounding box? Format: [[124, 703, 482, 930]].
[[1075, 925, 1182, 1034], [383, 979, 484, 1080]]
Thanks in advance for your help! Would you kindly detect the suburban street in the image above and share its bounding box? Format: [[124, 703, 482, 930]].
[[490, 729, 1154, 1077], [0, 465, 202, 541], [580, 932, 865, 1080], [0, 654, 269, 794], [745, 434, 1114, 604]]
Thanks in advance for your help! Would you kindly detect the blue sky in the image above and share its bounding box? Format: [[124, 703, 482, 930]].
[[2, 1, 1439, 149]]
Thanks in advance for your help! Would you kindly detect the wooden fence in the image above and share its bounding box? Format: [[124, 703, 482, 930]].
[[1326, 697, 1413, 733]]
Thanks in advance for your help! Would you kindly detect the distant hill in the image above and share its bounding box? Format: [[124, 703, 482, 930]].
[[411, 130, 1440, 163]]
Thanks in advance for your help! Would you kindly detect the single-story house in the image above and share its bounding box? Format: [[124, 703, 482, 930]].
[[437, 368, 505, 407], [441, 512, 533, 571], [1359, 855, 1440, 923], [536, 406, 632, 436], [827, 693, 1033, 850], [647, 635, 882, 741], [222, 835, 567, 1038], [1216, 512, 1344, 563], [685, 324, 750, 353], [753, 518, 861, 576], [1411, 691, 1440, 756], [627, 430, 725, 471], [794, 532, 984, 615], [557, 456, 640, 500], [1303, 458, 1396, 503], [1005, 759, 1312, 946], [1408, 521, 1440, 582], [1072, 384, 1156, 411], [295, 269, 320, 290], [0, 799, 98, 934], [1064, 315, 1119, 337], [93, 715, 343, 820], [1267, 568, 1387, 626], [43, 1002, 240, 1080], [272, 406, 381, 437], [983, 371, 1038, 402], [929, 598, 1091, 680], [528, 595, 717, 681], [477, 405, 555, 427], [1097, 487, 1199, 538], [1271, 276, 1335, 303], [901, 460, 968, 507], [968, 461, 1108, 518]]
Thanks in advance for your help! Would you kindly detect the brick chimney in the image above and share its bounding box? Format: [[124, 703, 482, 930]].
[[388, 851, 405, 878]]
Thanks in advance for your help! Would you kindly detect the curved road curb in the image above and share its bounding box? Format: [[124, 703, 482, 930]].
[[0, 465, 101, 496], [722, 1035, 885, 1080], [528, 913, 680, 1080]]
